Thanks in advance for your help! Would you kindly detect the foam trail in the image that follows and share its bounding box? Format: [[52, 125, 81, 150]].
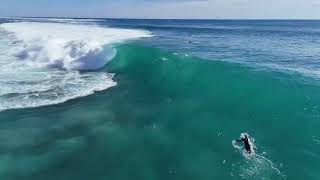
[[254, 154, 281, 175]]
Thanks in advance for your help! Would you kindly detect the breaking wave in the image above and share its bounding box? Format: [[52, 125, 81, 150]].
[[0, 22, 152, 70], [0, 22, 152, 111]]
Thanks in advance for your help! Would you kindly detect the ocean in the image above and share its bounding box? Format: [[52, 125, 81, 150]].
[[0, 18, 320, 180]]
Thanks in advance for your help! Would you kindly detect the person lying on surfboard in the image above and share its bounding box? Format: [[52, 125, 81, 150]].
[[236, 134, 252, 154]]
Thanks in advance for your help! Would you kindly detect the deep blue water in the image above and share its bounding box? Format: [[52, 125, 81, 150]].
[[98, 19, 320, 78]]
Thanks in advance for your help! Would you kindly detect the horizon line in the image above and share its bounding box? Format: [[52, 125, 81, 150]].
[[1, 16, 320, 21]]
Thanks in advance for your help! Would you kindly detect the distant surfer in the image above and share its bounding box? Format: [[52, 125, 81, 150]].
[[236, 133, 252, 154]]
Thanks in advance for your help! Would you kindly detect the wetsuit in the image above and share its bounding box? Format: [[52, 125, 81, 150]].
[[236, 137, 251, 154]]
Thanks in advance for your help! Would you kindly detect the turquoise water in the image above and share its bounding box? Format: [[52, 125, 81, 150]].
[[0, 19, 320, 179]]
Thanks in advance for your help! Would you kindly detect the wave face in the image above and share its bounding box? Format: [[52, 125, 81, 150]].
[[0, 22, 152, 111], [106, 44, 320, 180]]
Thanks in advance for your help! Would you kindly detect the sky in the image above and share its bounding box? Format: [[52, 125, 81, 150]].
[[0, 0, 320, 19]]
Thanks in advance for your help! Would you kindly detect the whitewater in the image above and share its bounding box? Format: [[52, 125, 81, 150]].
[[0, 22, 152, 111]]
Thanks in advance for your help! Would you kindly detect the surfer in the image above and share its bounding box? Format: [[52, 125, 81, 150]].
[[236, 134, 252, 154]]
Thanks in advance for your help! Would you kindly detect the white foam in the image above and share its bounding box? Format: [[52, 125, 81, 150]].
[[0, 22, 152, 111], [0, 71, 117, 111]]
